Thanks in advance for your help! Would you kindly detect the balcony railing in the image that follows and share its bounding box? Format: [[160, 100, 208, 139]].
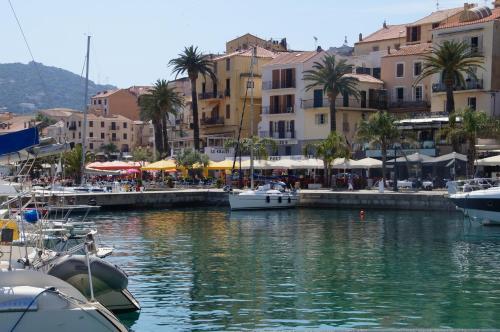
[[68, 125, 77, 131], [198, 92, 222, 100], [432, 79, 483, 93], [200, 117, 224, 126], [259, 130, 296, 139], [109, 125, 120, 130], [301, 97, 386, 110], [388, 100, 430, 110], [262, 106, 295, 114], [262, 81, 296, 90]]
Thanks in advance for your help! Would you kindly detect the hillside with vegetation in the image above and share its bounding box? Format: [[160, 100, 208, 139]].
[[0, 61, 115, 114]]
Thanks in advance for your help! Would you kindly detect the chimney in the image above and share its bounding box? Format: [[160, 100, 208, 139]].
[[383, 20, 387, 29], [317, 46, 323, 52], [359, 33, 363, 42]]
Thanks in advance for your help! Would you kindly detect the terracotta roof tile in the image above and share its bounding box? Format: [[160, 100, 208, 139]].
[[356, 24, 407, 44], [265, 51, 323, 66], [384, 43, 433, 57], [92, 89, 119, 98], [436, 7, 500, 29], [213, 46, 276, 61], [411, 7, 463, 25]]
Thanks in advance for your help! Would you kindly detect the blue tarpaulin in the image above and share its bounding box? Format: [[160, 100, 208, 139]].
[[0, 127, 39, 156]]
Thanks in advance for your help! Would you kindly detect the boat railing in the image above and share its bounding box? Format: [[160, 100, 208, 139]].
[[447, 178, 500, 194]]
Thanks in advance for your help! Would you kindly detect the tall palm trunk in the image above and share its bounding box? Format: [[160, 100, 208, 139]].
[[153, 120, 164, 158], [161, 115, 170, 157], [328, 92, 338, 132], [445, 80, 455, 114], [190, 77, 200, 151], [323, 161, 328, 187]]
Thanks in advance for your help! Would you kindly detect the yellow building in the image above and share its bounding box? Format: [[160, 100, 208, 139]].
[[195, 46, 276, 157]]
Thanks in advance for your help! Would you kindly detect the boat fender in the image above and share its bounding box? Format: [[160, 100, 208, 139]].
[[278, 197, 282, 203], [88, 197, 97, 206], [266, 196, 270, 203], [47, 255, 128, 290]]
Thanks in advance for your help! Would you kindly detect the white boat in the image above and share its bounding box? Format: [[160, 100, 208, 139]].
[[449, 186, 500, 225], [0, 269, 128, 332], [229, 183, 299, 210]]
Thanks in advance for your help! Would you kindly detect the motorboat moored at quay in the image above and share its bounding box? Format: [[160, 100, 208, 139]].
[[229, 183, 299, 210], [449, 186, 500, 225]]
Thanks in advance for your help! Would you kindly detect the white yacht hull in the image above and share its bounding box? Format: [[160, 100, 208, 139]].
[[229, 192, 299, 210], [449, 187, 500, 225]]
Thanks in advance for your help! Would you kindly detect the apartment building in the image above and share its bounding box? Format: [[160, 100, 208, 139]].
[[196, 45, 276, 160], [258, 51, 386, 156], [41, 109, 136, 153], [431, 4, 500, 117], [381, 43, 433, 115], [168, 77, 195, 154], [90, 86, 151, 121]]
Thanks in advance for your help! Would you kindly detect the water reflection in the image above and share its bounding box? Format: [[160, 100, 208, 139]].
[[93, 208, 500, 331]]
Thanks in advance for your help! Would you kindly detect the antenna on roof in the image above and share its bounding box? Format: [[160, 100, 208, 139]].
[[436, 0, 440, 10], [344, 35, 348, 45], [313, 36, 318, 49]]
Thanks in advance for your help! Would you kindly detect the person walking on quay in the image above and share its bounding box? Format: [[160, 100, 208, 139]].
[[348, 174, 354, 191]]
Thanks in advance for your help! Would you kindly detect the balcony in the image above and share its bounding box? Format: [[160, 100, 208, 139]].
[[388, 100, 430, 111], [262, 105, 295, 115], [259, 130, 296, 139], [262, 80, 296, 90], [111, 137, 119, 142], [198, 92, 222, 100], [68, 124, 77, 131], [109, 125, 120, 130], [301, 97, 386, 110], [432, 79, 483, 93], [200, 117, 225, 126]]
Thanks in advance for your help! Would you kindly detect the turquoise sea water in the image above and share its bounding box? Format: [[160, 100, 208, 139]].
[[92, 208, 500, 331]]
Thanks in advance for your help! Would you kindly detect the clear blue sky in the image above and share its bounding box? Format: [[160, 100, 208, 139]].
[[1, 0, 474, 88]]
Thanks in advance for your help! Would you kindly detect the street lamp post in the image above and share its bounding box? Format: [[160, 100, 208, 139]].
[[393, 145, 398, 192]]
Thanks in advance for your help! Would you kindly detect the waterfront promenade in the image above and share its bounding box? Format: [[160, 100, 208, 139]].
[[33, 188, 456, 211]]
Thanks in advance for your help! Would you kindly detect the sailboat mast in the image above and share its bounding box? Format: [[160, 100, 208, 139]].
[[249, 46, 256, 190], [80, 35, 91, 185]]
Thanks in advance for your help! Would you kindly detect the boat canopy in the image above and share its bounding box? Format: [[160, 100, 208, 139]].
[[0, 127, 39, 156]]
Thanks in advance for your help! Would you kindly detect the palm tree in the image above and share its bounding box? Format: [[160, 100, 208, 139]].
[[303, 132, 350, 187], [101, 143, 118, 155], [138, 93, 163, 157], [417, 40, 483, 114], [356, 111, 400, 185], [224, 137, 277, 160], [303, 54, 360, 132], [63, 144, 94, 183], [169, 46, 216, 151], [441, 108, 498, 177], [152, 79, 184, 156]]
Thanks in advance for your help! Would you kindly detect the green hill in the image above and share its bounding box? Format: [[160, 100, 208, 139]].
[[0, 61, 116, 114]]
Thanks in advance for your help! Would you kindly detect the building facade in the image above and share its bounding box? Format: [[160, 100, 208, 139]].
[[259, 51, 386, 156], [90, 86, 151, 121]]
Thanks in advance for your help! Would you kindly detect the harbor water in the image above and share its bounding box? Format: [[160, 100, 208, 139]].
[[93, 208, 500, 331]]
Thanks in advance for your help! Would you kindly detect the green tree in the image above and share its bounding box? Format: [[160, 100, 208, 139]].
[[138, 93, 164, 157], [152, 79, 184, 156], [224, 137, 277, 160], [303, 132, 350, 187], [169, 46, 216, 151], [356, 111, 400, 185], [417, 40, 483, 114], [131, 147, 155, 163], [175, 148, 209, 176], [35, 112, 56, 129], [441, 108, 499, 177], [101, 143, 118, 155], [63, 144, 94, 183], [303, 54, 360, 132]]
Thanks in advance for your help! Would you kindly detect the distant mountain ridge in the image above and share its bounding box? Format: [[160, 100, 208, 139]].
[[0, 61, 116, 114]]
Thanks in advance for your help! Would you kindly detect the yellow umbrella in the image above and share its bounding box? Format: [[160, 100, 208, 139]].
[[142, 159, 177, 171], [207, 159, 240, 170]]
